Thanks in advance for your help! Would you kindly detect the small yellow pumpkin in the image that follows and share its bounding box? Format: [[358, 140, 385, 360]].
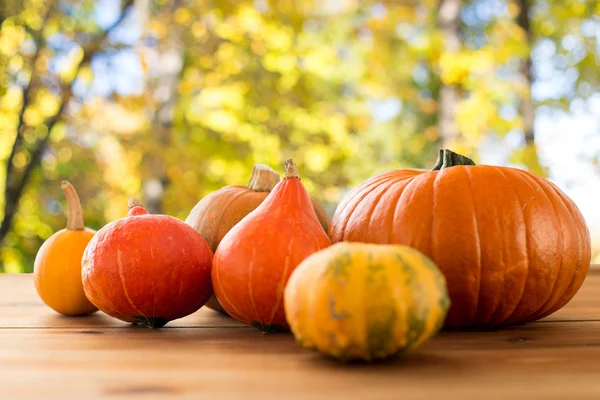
[[284, 242, 450, 361], [34, 181, 97, 316]]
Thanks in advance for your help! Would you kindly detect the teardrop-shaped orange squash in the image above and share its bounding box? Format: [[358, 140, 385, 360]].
[[185, 164, 331, 314], [212, 159, 331, 333]]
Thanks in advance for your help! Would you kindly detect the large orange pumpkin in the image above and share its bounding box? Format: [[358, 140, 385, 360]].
[[212, 159, 331, 332], [185, 163, 331, 313], [82, 199, 213, 328], [330, 149, 591, 328]]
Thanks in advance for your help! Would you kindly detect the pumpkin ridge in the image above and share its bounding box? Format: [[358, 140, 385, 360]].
[[499, 169, 552, 325], [525, 173, 577, 320], [213, 254, 245, 322], [303, 253, 324, 349], [461, 167, 483, 326], [481, 167, 519, 325], [150, 281, 158, 323], [333, 175, 401, 240], [248, 246, 260, 324], [83, 234, 123, 319], [388, 253, 409, 351], [538, 177, 590, 315], [184, 227, 214, 313], [388, 176, 422, 244], [414, 251, 451, 320], [479, 166, 529, 325], [527, 180, 566, 320], [211, 189, 253, 249], [89, 279, 129, 321], [425, 172, 437, 260], [495, 169, 535, 325], [117, 247, 150, 326], [522, 170, 570, 323], [517, 169, 563, 323], [386, 185, 405, 244], [394, 252, 427, 349], [527, 173, 576, 320], [268, 179, 298, 221], [429, 169, 447, 305], [363, 177, 407, 242], [268, 235, 295, 326]]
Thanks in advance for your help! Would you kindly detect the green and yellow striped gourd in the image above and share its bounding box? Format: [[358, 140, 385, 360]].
[[284, 242, 450, 361]]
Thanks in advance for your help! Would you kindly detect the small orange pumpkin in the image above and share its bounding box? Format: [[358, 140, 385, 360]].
[[34, 181, 97, 316], [212, 159, 332, 332], [330, 149, 591, 328], [185, 164, 331, 313], [82, 199, 213, 328]]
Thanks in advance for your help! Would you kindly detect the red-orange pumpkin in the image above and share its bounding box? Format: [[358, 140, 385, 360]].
[[185, 164, 331, 314], [212, 159, 331, 332], [82, 199, 213, 328], [330, 149, 591, 328]]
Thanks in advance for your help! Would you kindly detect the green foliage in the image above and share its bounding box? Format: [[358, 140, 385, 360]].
[[1, 0, 599, 272]]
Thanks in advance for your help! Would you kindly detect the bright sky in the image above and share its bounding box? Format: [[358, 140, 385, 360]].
[[480, 95, 600, 245], [536, 103, 600, 239]]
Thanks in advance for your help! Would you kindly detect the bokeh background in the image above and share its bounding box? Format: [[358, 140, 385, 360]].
[[1, 0, 599, 272]]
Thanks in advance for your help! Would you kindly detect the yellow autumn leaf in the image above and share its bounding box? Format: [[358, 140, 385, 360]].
[[237, 5, 263, 35], [439, 52, 469, 85], [36, 90, 61, 117], [200, 110, 239, 133]]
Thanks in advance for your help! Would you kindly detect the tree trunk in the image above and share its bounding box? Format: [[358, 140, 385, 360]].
[[437, 0, 462, 148], [0, 0, 133, 271], [516, 0, 545, 175], [517, 0, 535, 146]]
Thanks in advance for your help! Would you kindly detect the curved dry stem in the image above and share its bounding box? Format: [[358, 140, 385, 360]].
[[431, 149, 476, 171], [61, 181, 85, 231], [284, 159, 300, 179], [247, 164, 280, 192], [128, 198, 143, 210]]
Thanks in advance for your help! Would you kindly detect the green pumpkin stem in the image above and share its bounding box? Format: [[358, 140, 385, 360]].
[[431, 149, 476, 171]]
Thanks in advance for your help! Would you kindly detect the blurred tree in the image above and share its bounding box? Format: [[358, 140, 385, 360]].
[[516, 0, 537, 169], [100, 0, 442, 222], [1, 0, 599, 272], [0, 0, 133, 271], [138, 0, 184, 214], [437, 0, 462, 149], [441, 0, 600, 174]]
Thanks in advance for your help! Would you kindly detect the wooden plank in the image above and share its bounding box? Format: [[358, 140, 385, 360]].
[[2, 322, 600, 399], [542, 265, 600, 322], [0, 274, 245, 329], [1, 267, 600, 398], [2, 266, 599, 329]]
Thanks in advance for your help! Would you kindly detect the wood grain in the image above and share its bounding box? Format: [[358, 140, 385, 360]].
[[1, 266, 599, 399]]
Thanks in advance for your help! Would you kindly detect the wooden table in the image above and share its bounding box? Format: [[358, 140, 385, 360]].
[[1, 268, 600, 400]]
